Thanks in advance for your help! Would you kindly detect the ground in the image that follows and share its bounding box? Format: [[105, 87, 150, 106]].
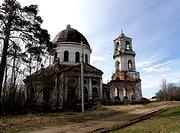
[[0, 101, 180, 133], [114, 106, 180, 133]]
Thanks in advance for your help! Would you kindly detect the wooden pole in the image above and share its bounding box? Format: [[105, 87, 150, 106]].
[[81, 40, 84, 112]]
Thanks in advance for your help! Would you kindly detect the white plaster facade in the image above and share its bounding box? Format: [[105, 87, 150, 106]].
[[114, 55, 136, 72], [54, 42, 91, 65]]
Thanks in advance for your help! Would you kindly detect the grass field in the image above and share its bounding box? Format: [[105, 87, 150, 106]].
[[113, 106, 180, 133], [0, 101, 180, 133]]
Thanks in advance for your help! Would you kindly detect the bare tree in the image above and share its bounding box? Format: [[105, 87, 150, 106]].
[[156, 79, 180, 101], [159, 79, 168, 100]]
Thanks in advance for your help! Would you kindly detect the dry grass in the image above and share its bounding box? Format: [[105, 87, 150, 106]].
[[0, 101, 180, 133], [103, 104, 144, 112], [102, 101, 180, 112], [0, 114, 66, 133]]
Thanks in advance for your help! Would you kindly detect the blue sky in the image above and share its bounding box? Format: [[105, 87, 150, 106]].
[[14, 0, 180, 98]]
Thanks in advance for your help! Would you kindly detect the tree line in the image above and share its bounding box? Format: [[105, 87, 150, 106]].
[[0, 0, 53, 114], [156, 79, 180, 101]]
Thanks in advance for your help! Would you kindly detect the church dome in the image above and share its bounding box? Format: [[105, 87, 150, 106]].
[[53, 24, 90, 47]]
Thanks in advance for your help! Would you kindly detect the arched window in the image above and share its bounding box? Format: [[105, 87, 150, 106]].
[[85, 54, 88, 63], [54, 52, 57, 63], [131, 88, 136, 102], [64, 51, 69, 62], [128, 60, 133, 71], [75, 52, 80, 63], [115, 42, 119, 50], [84, 80, 87, 84], [84, 80, 88, 86], [123, 88, 127, 97], [114, 88, 118, 97], [92, 80, 98, 86], [126, 41, 131, 50], [93, 87, 98, 99], [116, 77, 120, 80], [115, 61, 120, 72]]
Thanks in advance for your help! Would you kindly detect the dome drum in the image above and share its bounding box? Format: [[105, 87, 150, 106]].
[[52, 25, 91, 65]]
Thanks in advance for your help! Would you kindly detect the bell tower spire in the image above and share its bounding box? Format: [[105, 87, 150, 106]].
[[121, 29, 123, 34]]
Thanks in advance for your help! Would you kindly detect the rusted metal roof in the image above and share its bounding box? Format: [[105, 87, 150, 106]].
[[53, 25, 90, 47]]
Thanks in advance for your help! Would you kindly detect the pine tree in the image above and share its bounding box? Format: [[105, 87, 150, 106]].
[[0, 0, 52, 99]]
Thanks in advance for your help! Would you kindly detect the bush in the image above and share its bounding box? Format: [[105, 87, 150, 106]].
[[138, 97, 151, 104]]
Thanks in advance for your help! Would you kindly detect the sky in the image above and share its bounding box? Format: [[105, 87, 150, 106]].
[[4, 0, 180, 98]]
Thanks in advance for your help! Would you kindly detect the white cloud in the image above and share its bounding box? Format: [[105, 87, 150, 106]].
[[154, 60, 174, 68], [136, 52, 169, 69], [144, 67, 171, 73], [91, 55, 106, 66], [160, 74, 168, 77], [136, 60, 155, 69], [142, 60, 176, 73]]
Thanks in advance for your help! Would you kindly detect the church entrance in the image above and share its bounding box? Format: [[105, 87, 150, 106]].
[[67, 88, 76, 108]]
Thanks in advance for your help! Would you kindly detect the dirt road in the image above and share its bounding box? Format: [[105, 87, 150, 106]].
[[27, 103, 180, 133]]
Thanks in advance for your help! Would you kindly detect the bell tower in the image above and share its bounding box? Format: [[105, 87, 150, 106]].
[[108, 31, 142, 101], [113, 31, 136, 73]]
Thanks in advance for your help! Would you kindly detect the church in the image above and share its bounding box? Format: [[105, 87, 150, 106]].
[[24, 25, 142, 110]]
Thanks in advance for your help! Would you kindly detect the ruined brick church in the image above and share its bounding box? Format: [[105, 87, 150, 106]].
[[24, 25, 142, 109]]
